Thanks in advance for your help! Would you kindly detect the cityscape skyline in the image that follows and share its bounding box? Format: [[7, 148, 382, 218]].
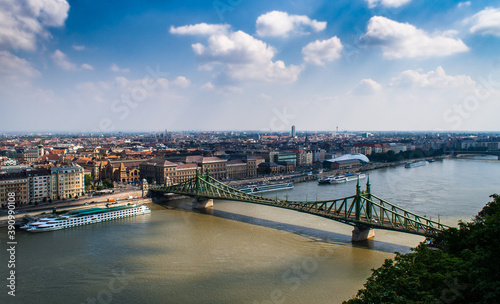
[[1, 0, 500, 132]]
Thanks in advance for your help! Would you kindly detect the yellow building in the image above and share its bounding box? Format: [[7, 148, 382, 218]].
[[50, 165, 84, 199]]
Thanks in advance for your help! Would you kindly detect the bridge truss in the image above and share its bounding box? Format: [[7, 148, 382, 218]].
[[151, 171, 449, 237]]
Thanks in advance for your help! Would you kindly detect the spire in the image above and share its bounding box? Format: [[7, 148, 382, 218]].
[[366, 175, 371, 195], [356, 176, 361, 196]]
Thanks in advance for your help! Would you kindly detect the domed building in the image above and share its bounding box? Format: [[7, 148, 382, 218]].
[[323, 153, 369, 170]]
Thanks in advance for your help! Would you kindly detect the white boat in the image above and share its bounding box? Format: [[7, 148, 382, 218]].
[[330, 175, 347, 183], [318, 176, 335, 184], [20, 204, 151, 233], [239, 183, 294, 194], [318, 173, 366, 184], [344, 173, 366, 182]]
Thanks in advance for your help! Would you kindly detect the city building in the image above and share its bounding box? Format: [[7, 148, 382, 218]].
[[175, 163, 197, 183], [185, 156, 227, 180], [27, 168, 52, 203], [227, 160, 247, 179], [15, 148, 40, 162], [99, 160, 142, 183], [0, 172, 29, 206], [139, 159, 177, 185], [323, 159, 362, 170], [51, 165, 84, 199], [258, 162, 287, 175]]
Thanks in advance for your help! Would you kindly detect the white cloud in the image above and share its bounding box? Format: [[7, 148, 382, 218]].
[[201, 82, 214, 90], [457, 1, 471, 8], [169, 23, 230, 36], [73, 44, 85, 51], [172, 25, 302, 83], [110, 63, 130, 73], [51, 49, 77, 70], [51, 49, 93, 71], [81, 63, 94, 70], [360, 16, 469, 59], [389, 66, 475, 89], [365, 0, 411, 9], [0, 0, 69, 51], [352, 79, 383, 95], [173, 76, 191, 88], [0, 51, 40, 87], [302, 36, 343, 65], [256, 11, 327, 37], [468, 7, 500, 37]]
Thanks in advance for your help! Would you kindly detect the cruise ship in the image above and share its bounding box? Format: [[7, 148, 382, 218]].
[[20, 204, 151, 233], [318, 172, 366, 184], [404, 160, 429, 168], [238, 182, 294, 194]]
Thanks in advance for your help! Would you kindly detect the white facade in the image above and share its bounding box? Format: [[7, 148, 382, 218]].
[[28, 170, 52, 203]]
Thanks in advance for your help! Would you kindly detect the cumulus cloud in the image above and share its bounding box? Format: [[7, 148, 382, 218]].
[[352, 79, 383, 95], [302, 36, 343, 65], [360, 16, 469, 59], [467, 7, 500, 37], [0, 0, 69, 51], [389, 66, 475, 89], [51, 49, 77, 70], [173, 76, 191, 88], [0, 51, 40, 86], [201, 82, 215, 90], [169, 23, 230, 36], [171, 24, 302, 83], [365, 0, 411, 9], [256, 11, 327, 37], [457, 1, 471, 8], [110, 63, 130, 73]]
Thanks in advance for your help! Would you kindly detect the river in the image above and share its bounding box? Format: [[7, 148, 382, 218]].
[[1, 158, 499, 304]]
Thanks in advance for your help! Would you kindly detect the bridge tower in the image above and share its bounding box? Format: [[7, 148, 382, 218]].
[[141, 179, 149, 198], [351, 177, 375, 242], [192, 168, 213, 209]]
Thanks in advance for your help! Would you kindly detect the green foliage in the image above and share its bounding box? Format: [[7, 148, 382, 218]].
[[369, 148, 444, 163], [102, 178, 114, 189], [345, 194, 500, 304], [84, 174, 93, 186]]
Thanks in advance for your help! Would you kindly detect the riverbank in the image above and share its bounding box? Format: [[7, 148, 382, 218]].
[[226, 155, 449, 187], [1, 155, 450, 227], [0, 190, 150, 227]]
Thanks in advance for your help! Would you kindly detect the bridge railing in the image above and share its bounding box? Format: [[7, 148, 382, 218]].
[[152, 175, 450, 236]]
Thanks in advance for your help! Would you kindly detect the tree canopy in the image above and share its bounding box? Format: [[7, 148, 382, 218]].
[[344, 194, 500, 304]]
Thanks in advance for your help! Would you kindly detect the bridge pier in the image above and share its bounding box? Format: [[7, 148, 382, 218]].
[[351, 227, 375, 242], [192, 197, 214, 209]]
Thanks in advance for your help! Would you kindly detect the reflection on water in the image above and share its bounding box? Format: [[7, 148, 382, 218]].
[[1, 159, 498, 304]]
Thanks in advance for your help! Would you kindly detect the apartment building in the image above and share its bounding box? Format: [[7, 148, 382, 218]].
[[0, 172, 29, 206], [51, 165, 84, 199]]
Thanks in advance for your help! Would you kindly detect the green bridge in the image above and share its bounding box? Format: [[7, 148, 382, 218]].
[[150, 171, 450, 241]]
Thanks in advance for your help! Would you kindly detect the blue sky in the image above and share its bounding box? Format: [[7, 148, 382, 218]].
[[1, 0, 500, 132]]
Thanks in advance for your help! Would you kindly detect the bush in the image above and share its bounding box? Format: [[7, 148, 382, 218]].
[[344, 194, 500, 304]]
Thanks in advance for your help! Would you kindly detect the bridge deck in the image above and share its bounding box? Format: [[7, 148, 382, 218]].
[[150, 173, 449, 237]]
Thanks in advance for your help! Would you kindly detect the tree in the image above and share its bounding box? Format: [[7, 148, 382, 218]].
[[102, 178, 114, 189], [344, 194, 500, 304], [84, 174, 93, 191]]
